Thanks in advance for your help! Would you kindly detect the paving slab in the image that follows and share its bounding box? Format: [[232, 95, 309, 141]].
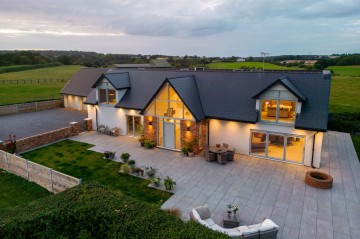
[[70, 130, 360, 239]]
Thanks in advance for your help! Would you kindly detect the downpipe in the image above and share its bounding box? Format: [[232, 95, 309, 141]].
[[311, 131, 319, 168]]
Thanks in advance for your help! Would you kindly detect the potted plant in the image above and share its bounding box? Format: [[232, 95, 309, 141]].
[[132, 167, 142, 175], [181, 146, 189, 156], [104, 151, 115, 159], [145, 166, 157, 178], [144, 139, 156, 149], [151, 177, 161, 187], [138, 135, 146, 147], [164, 176, 176, 190], [121, 153, 130, 163], [128, 159, 136, 168], [120, 164, 130, 175], [5, 134, 16, 154], [139, 168, 144, 177]]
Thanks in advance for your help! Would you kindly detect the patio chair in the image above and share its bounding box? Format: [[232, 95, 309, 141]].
[[205, 149, 216, 162], [223, 143, 229, 149], [97, 125, 107, 134], [217, 152, 227, 165], [227, 148, 236, 161]]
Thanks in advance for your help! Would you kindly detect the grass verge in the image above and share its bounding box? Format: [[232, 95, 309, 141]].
[[20, 140, 172, 206], [351, 134, 360, 160], [0, 169, 51, 209]]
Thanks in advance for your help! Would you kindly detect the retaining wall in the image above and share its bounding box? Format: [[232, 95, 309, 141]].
[[0, 150, 81, 193]]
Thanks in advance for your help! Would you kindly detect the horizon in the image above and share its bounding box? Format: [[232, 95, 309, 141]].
[[1, 1, 359, 57]]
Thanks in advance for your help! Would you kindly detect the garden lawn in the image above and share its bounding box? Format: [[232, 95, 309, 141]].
[[327, 65, 360, 77], [329, 75, 360, 113], [206, 61, 302, 70], [351, 135, 360, 160], [0, 169, 51, 209], [21, 140, 172, 206]]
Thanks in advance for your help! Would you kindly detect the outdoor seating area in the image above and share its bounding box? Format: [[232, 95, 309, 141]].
[[205, 144, 236, 165], [190, 205, 279, 238], [97, 125, 120, 136]]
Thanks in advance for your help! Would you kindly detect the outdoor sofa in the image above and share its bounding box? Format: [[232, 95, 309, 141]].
[[190, 205, 278, 239]]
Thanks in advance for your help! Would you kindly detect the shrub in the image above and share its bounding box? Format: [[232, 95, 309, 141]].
[[120, 164, 130, 174], [0, 182, 228, 239], [144, 140, 156, 149], [164, 176, 176, 190], [164, 208, 182, 218], [145, 166, 157, 178], [128, 160, 136, 168], [328, 112, 360, 134], [120, 153, 130, 163]]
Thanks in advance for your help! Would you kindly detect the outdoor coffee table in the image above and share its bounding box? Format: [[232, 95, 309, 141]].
[[209, 146, 228, 154], [223, 212, 240, 228]]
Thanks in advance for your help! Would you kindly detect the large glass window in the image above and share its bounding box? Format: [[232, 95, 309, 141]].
[[250, 130, 305, 164], [260, 99, 296, 124], [259, 90, 296, 124], [127, 116, 141, 137], [144, 83, 194, 120]]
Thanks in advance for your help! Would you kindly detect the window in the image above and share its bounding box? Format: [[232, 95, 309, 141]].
[[99, 88, 116, 105], [259, 90, 296, 124], [250, 130, 305, 164], [144, 83, 194, 120]]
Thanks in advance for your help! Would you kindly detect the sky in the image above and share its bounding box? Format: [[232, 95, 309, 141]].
[[0, 0, 359, 57]]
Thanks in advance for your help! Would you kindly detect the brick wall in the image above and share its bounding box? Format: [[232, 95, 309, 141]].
[[144, 116, 157, 144], [14, 120, 87, 153]]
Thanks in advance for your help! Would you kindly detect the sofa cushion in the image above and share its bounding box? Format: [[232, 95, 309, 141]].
[[260, 224, 276, 232], [194, 205, 211, 220], [242, 228, 259, 236], [262, 219, 278, 228], [202, 218, 215, 226], [191, 209, 201, 221]]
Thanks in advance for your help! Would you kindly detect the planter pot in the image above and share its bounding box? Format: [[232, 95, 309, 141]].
[[140, 142, 145, 147], [153, 182, 160, 187], [139, 172, 144, 177], [188, 152, 194, 157]]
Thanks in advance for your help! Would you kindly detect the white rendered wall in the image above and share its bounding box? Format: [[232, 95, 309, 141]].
[[209, 119, 323, 168], [87, 105, 141, 136], [64, 95, 86, 110]]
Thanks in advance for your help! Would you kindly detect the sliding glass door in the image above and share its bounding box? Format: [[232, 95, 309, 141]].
[[250, 130, 305, 164], [127, 116, 141, 137]]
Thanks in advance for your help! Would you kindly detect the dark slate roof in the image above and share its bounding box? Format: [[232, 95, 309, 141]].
[[83, 89, 97, 105], [104, 72, 131, 89], [252, 77, 307, 102], [60, 68, 108, 96], [66, 68, 331, 131], [150, 59, 171, 68], [113, 64, 151, 68], [168, 76, 204, 121]]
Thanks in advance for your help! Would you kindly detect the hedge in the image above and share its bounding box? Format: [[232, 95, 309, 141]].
[[0, 62, 62, 74], [328, 112, 360, 134], [0, 181, 229, 239]]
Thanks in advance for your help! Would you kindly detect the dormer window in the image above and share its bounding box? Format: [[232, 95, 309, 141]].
[[99, 88, 116, 105]]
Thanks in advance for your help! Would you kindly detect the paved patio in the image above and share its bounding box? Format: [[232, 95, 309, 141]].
[[71, 131, 360, 239]]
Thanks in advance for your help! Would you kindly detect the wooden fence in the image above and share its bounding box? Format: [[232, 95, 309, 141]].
[[0, 99, 63, 116], [0, 79, 66, 84], [0, 150, 81, 193]]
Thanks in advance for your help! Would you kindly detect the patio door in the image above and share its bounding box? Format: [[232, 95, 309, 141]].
[[127, 116, 141, 137], [163, 122, 175, 149]]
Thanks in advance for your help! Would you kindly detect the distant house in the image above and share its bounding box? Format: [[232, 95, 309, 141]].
[[113, 59, 171, 69], [61, 68, 331, 168]]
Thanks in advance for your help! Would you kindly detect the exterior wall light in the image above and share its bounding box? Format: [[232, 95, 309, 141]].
[[148, 120, 152, 126], [187, 126, 190, 131]]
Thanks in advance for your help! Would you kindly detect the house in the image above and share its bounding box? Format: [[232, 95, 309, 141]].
[[61, 68, 331, 168]]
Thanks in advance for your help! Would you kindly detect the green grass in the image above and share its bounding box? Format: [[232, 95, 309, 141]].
[[206, 61, 303, 70], [327, 65, 360, 77], [0, 65, 81, 81], [21, 140, 172, 206], [0, 65, 81, 105], [0, 169, 51, 209], [329, 75, 360, 113]]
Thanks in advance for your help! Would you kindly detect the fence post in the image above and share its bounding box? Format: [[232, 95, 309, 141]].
[[25, 160, 29, 180], [50, 169, 54, 193]]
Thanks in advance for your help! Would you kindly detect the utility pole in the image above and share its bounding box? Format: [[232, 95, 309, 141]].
[[261, 52, 269, 71]]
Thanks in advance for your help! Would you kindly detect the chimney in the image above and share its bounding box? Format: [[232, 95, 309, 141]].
[[322, 70, 331, 80]]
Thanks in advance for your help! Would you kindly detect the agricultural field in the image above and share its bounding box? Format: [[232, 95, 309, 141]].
[[327, 65, 360, 77], [328, 66, 360, 113], [0, 65, 81, 105], [205, 61, 303, 70]]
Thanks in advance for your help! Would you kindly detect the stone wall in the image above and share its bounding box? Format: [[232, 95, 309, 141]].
[[14, 120, 89, 153], [0, 99, 63, 116], [144, 116, 157, 144]]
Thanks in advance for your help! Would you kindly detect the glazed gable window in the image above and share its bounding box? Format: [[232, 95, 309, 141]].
[[99, 87, 116, 105]]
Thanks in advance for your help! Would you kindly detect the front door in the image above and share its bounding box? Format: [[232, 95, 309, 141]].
[[163, 122, 175, 149]]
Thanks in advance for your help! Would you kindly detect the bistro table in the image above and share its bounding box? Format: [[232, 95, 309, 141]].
[[209, 146, 228, 154]]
